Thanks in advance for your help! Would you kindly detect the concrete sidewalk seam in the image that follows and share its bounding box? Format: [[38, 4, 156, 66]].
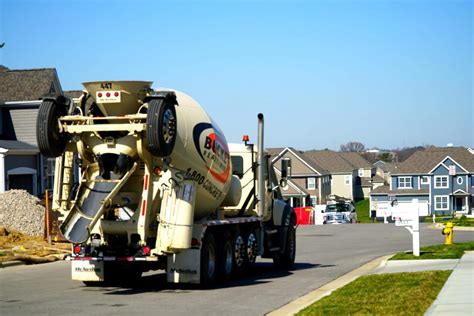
[[267, 254, 394, 316]]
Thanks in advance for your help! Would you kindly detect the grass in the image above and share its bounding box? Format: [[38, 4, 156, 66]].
[[391, 241, 474, 260], [355, 199, 372, 223], [297, 271, 451, 316], [424, 215, 474, 227]]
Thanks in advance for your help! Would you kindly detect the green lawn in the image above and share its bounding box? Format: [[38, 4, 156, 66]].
[[424, 215, 474, 227], [355, 199, 372, 223], [297, 271, 451, 316], [391, 241, 474, 260]]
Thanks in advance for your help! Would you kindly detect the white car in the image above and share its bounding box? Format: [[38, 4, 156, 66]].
[[325, 202, 357, 224]]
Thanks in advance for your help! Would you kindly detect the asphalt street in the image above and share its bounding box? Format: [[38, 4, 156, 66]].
[[1, 223, 473, 316]]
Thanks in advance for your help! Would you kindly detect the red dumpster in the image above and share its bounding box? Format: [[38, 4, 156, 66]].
[[294, 207, 312, 225]]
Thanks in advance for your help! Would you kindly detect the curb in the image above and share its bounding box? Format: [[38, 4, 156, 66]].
[[0, 260, 26, 268], [267, 254, 394, 316]]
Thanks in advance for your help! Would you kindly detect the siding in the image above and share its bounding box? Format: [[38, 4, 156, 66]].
[[9, 108, 39, 146], [332, 174, 353, 200]]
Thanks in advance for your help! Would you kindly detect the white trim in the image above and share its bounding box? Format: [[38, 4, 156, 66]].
[[456, 177, 463, 185], [271, 147, 322, 175], [428, 155, 469, 174], [434, 195, 449, 211], [307, 177, 316, 190], [420, 176, 430, 185], [418, 176, 420, 189], [452, 189, 469, 195], [434, 176, 449, 189]]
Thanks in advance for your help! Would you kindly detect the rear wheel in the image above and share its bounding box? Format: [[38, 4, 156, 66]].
[[146, 96, 177, 157], [218, 232, 234, 281], [245, 230, 258, 269], [200, 232, 217, 286], [233, 232, 246, 275], [36, 99, 68, 157]]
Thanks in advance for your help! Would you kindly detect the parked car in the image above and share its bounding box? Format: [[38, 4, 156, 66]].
[[325, 202, 357, 224]]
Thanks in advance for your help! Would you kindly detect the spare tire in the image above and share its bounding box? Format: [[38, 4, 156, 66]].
[[146, 96, 177, 157], [36, 99, 68, 157]]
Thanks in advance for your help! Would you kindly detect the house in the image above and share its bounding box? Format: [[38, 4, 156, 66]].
[[339, 151, 375, 199], [270, 147, 331, 207], [0, 66, 63, 196], [374, 160, 399, 183], [304, 150, 356, 201], [370, 147, 474, 219]]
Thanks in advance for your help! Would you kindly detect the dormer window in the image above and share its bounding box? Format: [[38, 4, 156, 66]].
[[398, 176, 412, 189]]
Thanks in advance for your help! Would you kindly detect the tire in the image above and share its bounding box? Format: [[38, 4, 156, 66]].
[[36, 100, 67, 157], [218, 232, 234, 281], [146, 97, 177, 157], [200, 232, 217, 286], [245, 230, 258, 269], [273, 222, 296, 270], [233, 232, 246, 275]]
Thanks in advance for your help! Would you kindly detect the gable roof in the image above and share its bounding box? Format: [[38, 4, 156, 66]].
[[0, 68, 62, 103], [304, 150, 354, 174], [269, 147, 329, 175], [393, 147, 474, 174], [339, 152, 372, 169]]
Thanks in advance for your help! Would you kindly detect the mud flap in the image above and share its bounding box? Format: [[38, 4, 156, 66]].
[[71, 260, 104, 282], [167, 249, 201, 284]]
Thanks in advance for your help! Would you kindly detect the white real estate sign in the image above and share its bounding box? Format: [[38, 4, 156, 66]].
[[394, 199, 420, 257]]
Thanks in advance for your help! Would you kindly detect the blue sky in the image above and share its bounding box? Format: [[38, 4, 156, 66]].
[[1, 0, 472, 150]]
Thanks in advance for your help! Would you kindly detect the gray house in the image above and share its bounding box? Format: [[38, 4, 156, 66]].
[[0, 66, 63, 196], [370, 147, 474, 218]]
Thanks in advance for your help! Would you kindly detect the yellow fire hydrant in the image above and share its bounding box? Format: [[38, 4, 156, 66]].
[[442, 222, 454, 245]]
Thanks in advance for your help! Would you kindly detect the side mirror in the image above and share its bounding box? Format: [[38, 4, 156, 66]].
[[281, 158, 292, 179]]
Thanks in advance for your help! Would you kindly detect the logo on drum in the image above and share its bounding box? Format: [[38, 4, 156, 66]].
[[193, 123, 230, 184]]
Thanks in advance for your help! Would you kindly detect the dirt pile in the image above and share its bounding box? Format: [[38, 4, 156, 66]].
[[0, 227, 70, 263], [0, 190, 45, 236]]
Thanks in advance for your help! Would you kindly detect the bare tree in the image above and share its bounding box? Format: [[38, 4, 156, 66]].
[[340, 141, 365, 152]]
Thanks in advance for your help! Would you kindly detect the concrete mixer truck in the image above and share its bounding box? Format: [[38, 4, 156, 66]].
[[37, 81, 296, 286]]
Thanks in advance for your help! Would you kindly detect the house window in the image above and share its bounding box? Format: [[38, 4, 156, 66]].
[[456, 177, 463, 185], [434, 176, 449, 188], [307, 177, 316, 190], [344, 175, 351, 185], [358, 169, 364, 177], [398, 176, 412, 189], [421, 176, 430, 185], [310, 196, 317, 206], [434, 196, 449, 210]]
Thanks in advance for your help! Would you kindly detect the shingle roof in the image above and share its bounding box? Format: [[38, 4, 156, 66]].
[[0, 68, 62, 103], [304, 150, 354, 173], [371, 175, 385, 183], [339, 152, 372, 168], [371, 185, 429, 195], [393, 147, 474, 174], [269, 147, 329, 175], [375, 162, 399, 173]]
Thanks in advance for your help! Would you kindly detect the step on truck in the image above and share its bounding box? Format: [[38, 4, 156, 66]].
[[37, 81, 296, 285]]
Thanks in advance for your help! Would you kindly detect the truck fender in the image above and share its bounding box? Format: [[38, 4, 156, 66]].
[[272, 199, 292, 227]]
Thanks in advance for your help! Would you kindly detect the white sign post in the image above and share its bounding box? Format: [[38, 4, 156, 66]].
[[395, 199, 420, 256]]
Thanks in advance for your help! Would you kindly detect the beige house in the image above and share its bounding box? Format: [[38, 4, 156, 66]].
[[339, 152, 375, 199], [270, 147, 331, 207], [304, 150, 356, 201]]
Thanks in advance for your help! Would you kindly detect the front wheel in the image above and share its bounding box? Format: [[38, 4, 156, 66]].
[[273, 223, 296, 270]]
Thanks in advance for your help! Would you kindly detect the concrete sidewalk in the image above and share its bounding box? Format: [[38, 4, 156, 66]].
[[425, 251, 474, 316]]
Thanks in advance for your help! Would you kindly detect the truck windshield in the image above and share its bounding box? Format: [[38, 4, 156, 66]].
[[326, 204, 350, 212]]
